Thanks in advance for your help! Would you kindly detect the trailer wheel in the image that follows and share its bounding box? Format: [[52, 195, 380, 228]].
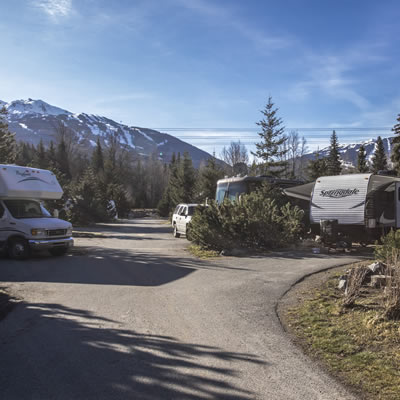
[[8, 238, 30, 260]]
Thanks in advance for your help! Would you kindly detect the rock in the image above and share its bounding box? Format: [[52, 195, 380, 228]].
[[370, 275, 389, 288], [367, 262, 386, 275], [338, 279, 347, 290]]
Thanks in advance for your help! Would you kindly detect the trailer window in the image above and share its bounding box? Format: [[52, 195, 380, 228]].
[[3, 200, 50, 219], [227, 182, 247, 201], [216, 183, 228, 204]]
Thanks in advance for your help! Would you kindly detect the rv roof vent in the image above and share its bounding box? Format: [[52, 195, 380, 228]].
[[377, 170, 397, 176]]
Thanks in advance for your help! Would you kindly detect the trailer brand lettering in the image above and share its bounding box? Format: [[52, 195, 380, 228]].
[[320, 188, 359, 198]]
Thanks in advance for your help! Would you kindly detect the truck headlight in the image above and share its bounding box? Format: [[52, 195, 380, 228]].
[[66, 227, 73, 236], [31, 228, 47, 236]]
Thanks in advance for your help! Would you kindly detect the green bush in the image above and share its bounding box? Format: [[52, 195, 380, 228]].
[[189, 184, 304, 251], [375, 229, 400, 265]]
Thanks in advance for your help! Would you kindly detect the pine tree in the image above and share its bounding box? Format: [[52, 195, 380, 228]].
[[390, 114, 400, 175], [307, 151, 328, 180], [179, 152, 196, 203], [0, 106, 16, 164], [357, 144, 369, 173], [56, 137, 71, 179], [33, 139, 48, 169], [197, 157, 224, 201], [251, 97, 288, 176], [371, 136, 388, 173], [326, 131, 342, 176], [91, 137, 104, 172]]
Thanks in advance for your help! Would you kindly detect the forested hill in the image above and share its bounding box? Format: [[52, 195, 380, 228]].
[[1, 98, 215, 168]]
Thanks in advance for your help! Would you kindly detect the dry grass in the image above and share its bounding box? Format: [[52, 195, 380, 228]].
[[285, 266, 400, 400], [342, 265, 369, 308]]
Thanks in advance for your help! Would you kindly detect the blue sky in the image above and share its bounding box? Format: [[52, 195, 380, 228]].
[[1, 0, 400, 155]]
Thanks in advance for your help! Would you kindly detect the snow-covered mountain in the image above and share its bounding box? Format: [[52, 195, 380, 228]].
[[1, 98, 216, 167], [303, 137, 393, 169]]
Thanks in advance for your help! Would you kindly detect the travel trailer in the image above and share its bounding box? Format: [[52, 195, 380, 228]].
[[215, 175, 303, 204], [0, 164, 73, 259], [284, 173, 400, 243]]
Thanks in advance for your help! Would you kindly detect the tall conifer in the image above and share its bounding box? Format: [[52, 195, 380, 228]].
[[0, 106, 16, 164], [326, 130, 341, 176], [357, 144, 369, 173], [252, 97, 288, 176], [390, 114, 400, 175], [371, 136, 388, 173]]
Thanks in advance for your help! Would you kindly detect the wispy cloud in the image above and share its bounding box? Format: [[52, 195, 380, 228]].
[[287, 52, 372, 110], [176, 0, 293, 51], [33, 0, 73, 21]]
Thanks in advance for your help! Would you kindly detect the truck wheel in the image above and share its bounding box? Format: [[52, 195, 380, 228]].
[[49, 247, 68, 256], [8, 238, 30, 260], [173, 224, 180, 238]]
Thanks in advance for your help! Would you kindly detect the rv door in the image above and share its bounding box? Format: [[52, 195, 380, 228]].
[[396, 182, 400, 228]]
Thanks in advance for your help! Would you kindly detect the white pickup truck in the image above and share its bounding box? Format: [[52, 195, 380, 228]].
[[0, 164, 73, 259]]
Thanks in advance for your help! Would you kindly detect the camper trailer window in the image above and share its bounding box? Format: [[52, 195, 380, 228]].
[[216, 183, 228, 204], [227, 182, 247, 201], [3, 200, 49, 219]]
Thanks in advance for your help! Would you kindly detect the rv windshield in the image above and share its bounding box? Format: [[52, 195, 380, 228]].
[[216, 183, 228, 204], [3, 200, 52, 219]]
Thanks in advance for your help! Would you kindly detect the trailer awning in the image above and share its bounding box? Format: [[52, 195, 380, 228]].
[[284, 182, 315, 201]]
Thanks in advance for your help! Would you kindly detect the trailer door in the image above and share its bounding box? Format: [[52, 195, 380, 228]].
[[396, 182, 400, 228]]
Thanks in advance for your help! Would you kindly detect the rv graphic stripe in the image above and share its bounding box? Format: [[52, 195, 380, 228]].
[[17, 177, 51, 185], [320, 188, 359, 198]]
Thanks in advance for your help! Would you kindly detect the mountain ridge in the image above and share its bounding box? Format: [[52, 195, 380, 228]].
[[1, 98, 218, 168]]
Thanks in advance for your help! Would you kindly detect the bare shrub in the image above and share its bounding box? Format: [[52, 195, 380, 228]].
[[382, 258, 400, 320], [343, 265, 369, 308]]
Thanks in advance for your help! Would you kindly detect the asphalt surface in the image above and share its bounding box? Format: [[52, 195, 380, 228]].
[[0, 218, 361, 400]]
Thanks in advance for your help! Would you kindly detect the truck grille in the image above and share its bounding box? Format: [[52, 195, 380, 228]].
[[47, 229, 67, 236]]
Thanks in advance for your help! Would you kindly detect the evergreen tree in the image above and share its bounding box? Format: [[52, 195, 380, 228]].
[[56, 137, 71, 179], [307, 151, 328, 180], [179, 152, 196, 203], [91, 137, 104, 172], [0, 106, 16, 164], [390, 114, 400, 175], [326, 130, 341, 176], [371, 136, 388, 173], [33, 139, 48, 169], [357, 144, 369, 173], [251, 97, 288, 176], [197, 157, 224, 201]]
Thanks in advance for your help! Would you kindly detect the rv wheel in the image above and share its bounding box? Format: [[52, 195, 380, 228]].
[[8, 238, 30, 260]]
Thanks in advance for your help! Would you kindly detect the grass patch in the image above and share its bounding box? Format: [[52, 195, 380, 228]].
[[285, 266, 400, 400], [188, 244, 220, 259]]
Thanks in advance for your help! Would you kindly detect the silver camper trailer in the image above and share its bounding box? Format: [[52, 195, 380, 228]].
[[285, 173, 400, 243], [216, 175, 303, 204]]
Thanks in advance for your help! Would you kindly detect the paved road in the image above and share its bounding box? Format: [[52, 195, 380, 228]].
[[0, 219, 361, 399]]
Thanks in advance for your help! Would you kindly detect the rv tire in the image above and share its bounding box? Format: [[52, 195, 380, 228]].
[[8, 238, 30, 260]]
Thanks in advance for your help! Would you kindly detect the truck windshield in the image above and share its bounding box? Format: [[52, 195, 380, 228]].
[[3, 200, 52, 219]]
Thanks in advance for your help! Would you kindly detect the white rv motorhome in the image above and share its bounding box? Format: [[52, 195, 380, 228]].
[[0, 164, 73, 259], [285, 173, 400, 243]]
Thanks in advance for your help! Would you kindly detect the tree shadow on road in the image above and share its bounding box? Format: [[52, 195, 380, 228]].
[[0, 302, 266, 399], [0, 246, 253, 287]]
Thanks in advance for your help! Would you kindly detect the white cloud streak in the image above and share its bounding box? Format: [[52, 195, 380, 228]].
[[33, 0, 73, 20]]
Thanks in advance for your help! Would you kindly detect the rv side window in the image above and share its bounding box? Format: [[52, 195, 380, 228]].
[[398, 187, 400, 201], [227, 182, 247, 201], [0, 203, 4, 218], [216, 183, 228, 204]]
